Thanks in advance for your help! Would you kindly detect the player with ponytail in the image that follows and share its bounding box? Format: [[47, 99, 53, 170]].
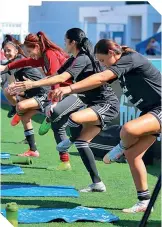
[[0, 31, 84, 167], [48, 38, 161, 211], [1, 34, 51, 156], [9, 28, 119, 190]]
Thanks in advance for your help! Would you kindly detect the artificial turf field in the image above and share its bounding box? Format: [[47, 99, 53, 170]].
[[1, 103, 161, 227]]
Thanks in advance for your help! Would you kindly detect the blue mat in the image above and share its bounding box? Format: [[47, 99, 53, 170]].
[[0, 152, 10, 159], [0, 165, 24, 175], [1, 206, 119, 223], [1, 184, 79, 197]]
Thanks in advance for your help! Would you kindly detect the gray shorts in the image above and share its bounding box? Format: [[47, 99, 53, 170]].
[[50, 94, 84, 122], [33, 94, 50, 113], [90, 102, 119, 130]]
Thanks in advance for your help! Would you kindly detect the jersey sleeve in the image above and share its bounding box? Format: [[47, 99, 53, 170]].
[[65, 55, 87, 80], [57, 57, 74, 75], [108, 53, 134, 78], [8, 58, 42, 70], [44, 50, 61, 76]]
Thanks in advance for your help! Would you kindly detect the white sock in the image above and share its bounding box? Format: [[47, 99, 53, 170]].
[[119, 140, 127, 150]]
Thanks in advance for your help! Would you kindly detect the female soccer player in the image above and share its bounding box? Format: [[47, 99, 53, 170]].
[[9, 28, 120, 192], [0, 32, 82, 165], [1, 35, 51, 157], [0, 31, 70, 130], [49, 39, 161, 212], [1, 58, 16, 118]]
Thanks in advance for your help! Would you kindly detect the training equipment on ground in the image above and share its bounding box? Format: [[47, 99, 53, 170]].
[[0, 165, 24, 175], [1, 206, 119, 224], [11, 157, 33, 165], [1, 184, 79, 197], [6, 203, 18, 227]]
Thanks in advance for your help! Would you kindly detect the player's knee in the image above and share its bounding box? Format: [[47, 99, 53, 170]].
[[69, 113, 79, 124], [120, 123, 135, 139], [16, 102, 26, 112]]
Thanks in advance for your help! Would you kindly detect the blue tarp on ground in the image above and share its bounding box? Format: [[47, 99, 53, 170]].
[[1, 184, 79, 197], [1, 206, 119, 223]]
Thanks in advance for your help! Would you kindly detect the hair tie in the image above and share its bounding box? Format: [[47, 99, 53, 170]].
[[81, 37, 88, 46], [37, 32, 42, 40]]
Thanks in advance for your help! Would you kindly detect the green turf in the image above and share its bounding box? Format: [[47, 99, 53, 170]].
[[1, 104, 161, 227]]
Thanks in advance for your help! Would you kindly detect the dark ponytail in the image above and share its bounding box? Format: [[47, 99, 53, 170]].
[[66, 28, 101, 73], [94, 39, 136, 55]]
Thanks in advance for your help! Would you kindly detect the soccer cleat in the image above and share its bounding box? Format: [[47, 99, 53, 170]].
[[103, 144, 124, 164], [38, 117, 51, 135], [56, 161, 72, 171], [116, 154, 127, 163], [7, 106, 16, 118], [11, 114, 21, 126], [122, 200, 153, 213], [56, 139, 73, 152], [79, 181, 106, 193], [17, 150, 39, 157]]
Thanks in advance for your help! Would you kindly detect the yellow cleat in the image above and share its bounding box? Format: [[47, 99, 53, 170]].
[[56, 161, 72, 171]]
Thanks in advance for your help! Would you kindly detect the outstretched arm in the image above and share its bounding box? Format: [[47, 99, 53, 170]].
[[28, 72, 71, 88], [0, 58, 42, 72], [9, 72, 72, 94], [69, 70, 117, 93], [49, 70, 117, 102]]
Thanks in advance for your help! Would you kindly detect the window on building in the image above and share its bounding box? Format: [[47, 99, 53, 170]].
[[126, 1, 149, 4]]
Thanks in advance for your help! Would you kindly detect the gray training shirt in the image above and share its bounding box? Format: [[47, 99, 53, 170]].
[[109, 52, 161, 111]]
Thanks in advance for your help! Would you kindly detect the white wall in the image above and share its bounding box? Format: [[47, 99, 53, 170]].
[[79, 4, 161, 46], [0, 0, 41, 42]]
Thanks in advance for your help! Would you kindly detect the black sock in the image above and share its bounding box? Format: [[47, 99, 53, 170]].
[[74, 140, 101, 183], [11, 106, 16, 111], [67, 118, 82, 142], [24, 129, 37, 151], [46, 117, 51, 123], [137, 189, 151, 201]]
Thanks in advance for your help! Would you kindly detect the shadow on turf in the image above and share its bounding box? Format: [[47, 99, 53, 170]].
[[92, 206, 124, 211], [112, 219, 161, 227], [1, 181, 38, 186], [1, 140, 20, 144], [1, 198, 81, 208], [70, 151, 160, 177]]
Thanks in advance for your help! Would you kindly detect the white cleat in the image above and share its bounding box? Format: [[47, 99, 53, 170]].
[[79, 181, 106, 193], [103, 144, 124, 164], [122, 200, 153, 213]]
